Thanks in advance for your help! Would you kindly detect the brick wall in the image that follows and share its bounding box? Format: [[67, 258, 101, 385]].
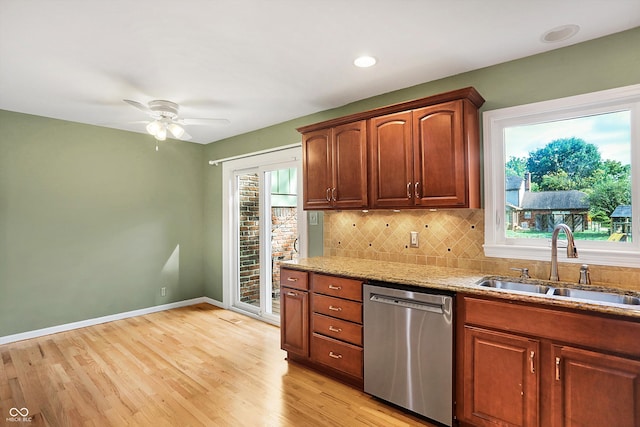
[[239, 174, 260, 304]]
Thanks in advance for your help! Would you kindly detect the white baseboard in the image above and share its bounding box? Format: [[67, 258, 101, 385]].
[[0, 297, 226, 345]]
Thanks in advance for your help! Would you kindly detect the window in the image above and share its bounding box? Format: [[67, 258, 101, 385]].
[[483, 84, 640, 268]]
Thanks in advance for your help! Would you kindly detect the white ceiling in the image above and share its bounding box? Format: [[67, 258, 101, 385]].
[[1, 1, 639, 144]]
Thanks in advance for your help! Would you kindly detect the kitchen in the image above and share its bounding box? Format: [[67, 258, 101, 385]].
[[1, 5, 640, 427], [279, 82, 640, 426]]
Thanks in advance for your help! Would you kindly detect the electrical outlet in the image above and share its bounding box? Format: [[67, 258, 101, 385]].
[[410, 231, 419, 248], [161, 287, 167, 297]]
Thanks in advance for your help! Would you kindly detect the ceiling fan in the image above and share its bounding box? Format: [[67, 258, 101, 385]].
[[123, 99, 229, 142]]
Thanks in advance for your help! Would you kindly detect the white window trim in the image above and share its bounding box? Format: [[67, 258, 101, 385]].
[[483, 84, 640, 268]]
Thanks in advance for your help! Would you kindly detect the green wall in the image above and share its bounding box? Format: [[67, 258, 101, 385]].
[[0, 112, 206, 335], [203, 27, 640, 300], [1, 27, 638, 334]]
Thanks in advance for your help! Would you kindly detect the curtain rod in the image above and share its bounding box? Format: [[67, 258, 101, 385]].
[[208, 143, 301, 166]]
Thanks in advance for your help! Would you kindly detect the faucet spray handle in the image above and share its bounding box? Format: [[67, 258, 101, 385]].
[[578, 264, 591, 285], [511, 267, 530, 279]]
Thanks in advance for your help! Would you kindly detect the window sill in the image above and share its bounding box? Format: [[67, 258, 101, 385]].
[[484, 244, 640, 269]]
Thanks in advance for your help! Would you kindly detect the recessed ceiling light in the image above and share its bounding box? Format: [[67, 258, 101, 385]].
[[354, 55, 377, 68], [541, 24, 580, 43]]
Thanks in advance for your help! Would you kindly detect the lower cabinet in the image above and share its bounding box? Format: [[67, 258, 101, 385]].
[[457, 294, 640, 427], [463, 326, 539, 427], [280, 269, 309, 357], [551, 345, 640, 427], [280, 268, 364, 385]]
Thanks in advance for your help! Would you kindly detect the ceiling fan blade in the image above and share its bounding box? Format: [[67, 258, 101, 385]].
[[181, 118, 230, 126], [180, 130, 192, 141], [123, 99, 151, 113]]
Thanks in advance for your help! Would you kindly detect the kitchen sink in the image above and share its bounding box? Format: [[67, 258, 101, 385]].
[[551, 288, 640, 306], [478, 279, 551, 294]]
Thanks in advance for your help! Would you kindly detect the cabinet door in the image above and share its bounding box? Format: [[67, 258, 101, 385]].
[[552, 345, 640, 427], [280, 287, 309, 357], [369, 111, 414, 208], [463, 326, 540, 427], [332, 121, 368, 208], [413, 101, 467, 207], [302, 129, 332, 209]]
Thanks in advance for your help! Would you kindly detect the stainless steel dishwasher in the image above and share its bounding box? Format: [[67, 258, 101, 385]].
[[363, 282, 454, 427]]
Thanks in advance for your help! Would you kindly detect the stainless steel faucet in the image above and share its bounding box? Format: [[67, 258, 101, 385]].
[[550, 223, 578, 281]]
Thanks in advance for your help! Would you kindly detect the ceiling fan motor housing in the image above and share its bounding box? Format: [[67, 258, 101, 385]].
[[148, 100, 179, 120]]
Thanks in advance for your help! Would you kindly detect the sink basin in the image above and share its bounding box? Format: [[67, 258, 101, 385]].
[[478, 279, 551, 294], [551, 288, 640, 306]]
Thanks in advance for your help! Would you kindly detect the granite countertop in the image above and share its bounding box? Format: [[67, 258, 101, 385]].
[[282, 256, 640, 320]]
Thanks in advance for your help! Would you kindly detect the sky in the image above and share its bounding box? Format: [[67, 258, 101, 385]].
[[504, 110, 631, 164]]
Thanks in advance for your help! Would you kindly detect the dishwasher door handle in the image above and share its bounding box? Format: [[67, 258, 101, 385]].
[[369, 294, 444, 314]]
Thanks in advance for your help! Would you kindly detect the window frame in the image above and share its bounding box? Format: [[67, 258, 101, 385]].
[[483, 84, 640, 268]]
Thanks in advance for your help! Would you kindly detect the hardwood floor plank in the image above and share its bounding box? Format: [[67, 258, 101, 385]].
[[0, 304, 436, 426]]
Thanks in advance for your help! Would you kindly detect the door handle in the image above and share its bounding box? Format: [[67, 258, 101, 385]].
[[331, 187, 336, 202], [406, 182, 412, 199], [555, 357, 561, 381], [530, 351, 535, 374], [326, 187, 331, 202], [415, 182, 421, 199]]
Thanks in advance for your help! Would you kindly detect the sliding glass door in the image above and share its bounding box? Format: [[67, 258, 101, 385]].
[[223, 147, 304, 324]]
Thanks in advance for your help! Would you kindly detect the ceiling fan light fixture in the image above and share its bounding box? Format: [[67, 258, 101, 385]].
[[167, 123, 185, 139], [155, 126, 167, 141], [146, 120, 161, 136]]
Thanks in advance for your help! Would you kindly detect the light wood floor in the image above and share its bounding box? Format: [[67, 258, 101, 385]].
[[0, 304, 435, 426]]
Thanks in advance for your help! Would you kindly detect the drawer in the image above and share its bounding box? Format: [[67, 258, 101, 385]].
[[311, 333, 363, 379], [312, 313, 363, 346], [311, 274, 363, 302], [313, 294, 362, 324], [280, 268, 308, 291]]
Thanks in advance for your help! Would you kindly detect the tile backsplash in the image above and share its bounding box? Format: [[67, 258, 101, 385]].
[[324, 209, 640, 291]]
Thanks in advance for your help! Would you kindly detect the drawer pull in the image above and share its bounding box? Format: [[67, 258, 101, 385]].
[[286, 277, 298, 282], [328, 305, 342, 312], [287, 291, 297, 297], [329, 351, 343, 359], [328, 326, 342, 333], [328, 284, 342, 290], [555, 357, 561, 381]]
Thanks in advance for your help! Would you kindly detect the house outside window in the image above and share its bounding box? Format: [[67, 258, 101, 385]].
[[483, 84, 640, 268]]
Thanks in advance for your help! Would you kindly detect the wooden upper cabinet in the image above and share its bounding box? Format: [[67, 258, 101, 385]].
[[298, 87, 484, 210], [302, 121, 367, 210], [413, 101, 467, 207], [369, 111, 413, 208], [332, 121, 368, 209], [302, 129, 333, 209]]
